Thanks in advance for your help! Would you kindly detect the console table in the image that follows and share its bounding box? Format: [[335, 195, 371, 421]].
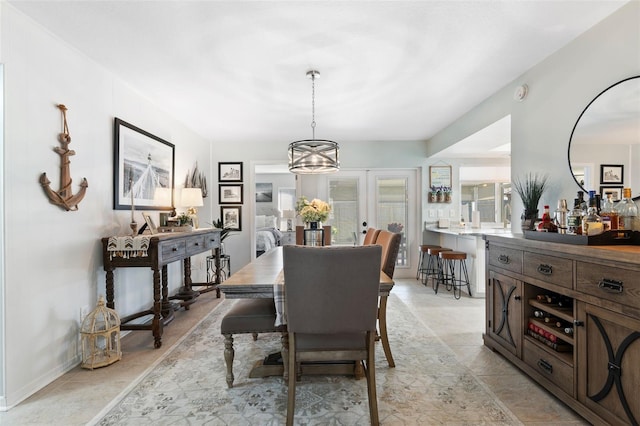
[[101, 228, 221, 348]]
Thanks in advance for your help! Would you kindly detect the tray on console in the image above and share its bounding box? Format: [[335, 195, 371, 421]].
[[523, 230, 640, 246]]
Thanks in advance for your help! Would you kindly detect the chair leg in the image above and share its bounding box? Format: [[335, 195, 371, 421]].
[[223, 333, 235, 388], [377, 296, 395, 367], [286, 333, 296, 426], [366, 331, 380, 426]]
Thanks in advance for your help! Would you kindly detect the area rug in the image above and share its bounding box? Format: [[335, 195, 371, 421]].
[[91, 295, 521, 425]]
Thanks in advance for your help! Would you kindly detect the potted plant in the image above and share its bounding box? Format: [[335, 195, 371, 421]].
[[429, 185, 439, 203], [211, 218, 236, 253], [442, 186, 452, 203], [513, 173, 548, 232]]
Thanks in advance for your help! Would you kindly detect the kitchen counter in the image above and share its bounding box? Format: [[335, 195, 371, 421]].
[[422, 225, 513, 297]]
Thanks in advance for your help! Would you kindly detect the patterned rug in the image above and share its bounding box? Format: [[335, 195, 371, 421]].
[[92, 295, 521, 425]]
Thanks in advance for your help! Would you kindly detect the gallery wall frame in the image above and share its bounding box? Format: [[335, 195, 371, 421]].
[[221, 206, 242, 231], [113, 118, 175, 210], [218, 162, 243, 182], [600, 164, 624, 185], [219, 184, 243, 204], [599, 185, 623, 201]]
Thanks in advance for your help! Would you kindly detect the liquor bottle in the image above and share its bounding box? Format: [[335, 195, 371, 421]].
[[600, 193, 618, 231], [554, 199, 568, 234], [615, 188, 638, 231], [577, 191, 587, 215], [582, 195, 603, 236], [537, 205, 557, 232], [566, 198, 583, 235]]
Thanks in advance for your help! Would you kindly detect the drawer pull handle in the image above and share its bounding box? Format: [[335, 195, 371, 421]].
[[537, 264, 553, 275], [498, 254, 510, 264], [598, 278, 623, 293], [194, 242, 199, 246], [172, 247, 177, 252], [537, 359, 553, 374], [573, 320, 584, 327]]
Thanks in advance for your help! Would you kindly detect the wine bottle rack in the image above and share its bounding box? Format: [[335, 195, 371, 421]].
[[526, 289, 575, 366]]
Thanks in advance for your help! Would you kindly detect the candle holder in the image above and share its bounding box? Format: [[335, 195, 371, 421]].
[[130, 221, 138, 236]]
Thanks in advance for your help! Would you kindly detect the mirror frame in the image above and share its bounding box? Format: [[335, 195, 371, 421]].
[[567, 75, 640, 199]]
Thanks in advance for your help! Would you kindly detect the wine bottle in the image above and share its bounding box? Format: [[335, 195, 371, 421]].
[[615, 188, 638, 231]]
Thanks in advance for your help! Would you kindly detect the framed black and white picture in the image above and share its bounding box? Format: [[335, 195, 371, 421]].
[[219, 184, 243, 204], [218, 162, 243, 182], [113, 118, 175, 211], [141, 212, 158, 234], [600, 164, 624, 185], [600, 186, 623, 202], [221, 206, 242, 231], [255, 182, 273, 202]]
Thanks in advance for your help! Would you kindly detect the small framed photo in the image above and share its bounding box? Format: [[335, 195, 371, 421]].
[[141, 212, 158, 234], [600, 186, 623, 202], [256, 182, 273, 202], [218, 162, 243, 182], [219, 184, 243, 204], [600, 164, 623, 185], [221, 206, 242, 231]]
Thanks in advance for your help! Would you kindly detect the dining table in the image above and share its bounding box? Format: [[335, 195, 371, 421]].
[[219, 246, 395, 378]]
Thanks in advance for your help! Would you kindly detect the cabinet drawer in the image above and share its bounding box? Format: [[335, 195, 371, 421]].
[[488, 245, 523, 274], [576, 261, 640, 308], [185, 235, 207, 255], [523, 339, 574, 397], [524, 252, 573, 289], [160, 240, 186, 263], [205, 232, 220, 249]]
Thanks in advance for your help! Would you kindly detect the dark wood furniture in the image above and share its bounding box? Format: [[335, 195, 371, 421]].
[[101, 228, 221, 348], [484, 234, 640, 426]]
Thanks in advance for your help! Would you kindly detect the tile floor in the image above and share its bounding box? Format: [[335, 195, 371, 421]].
[[0, 279, 588, 425]]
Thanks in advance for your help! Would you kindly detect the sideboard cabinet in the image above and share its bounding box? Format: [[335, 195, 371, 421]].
[[484, 235, 640, 426]]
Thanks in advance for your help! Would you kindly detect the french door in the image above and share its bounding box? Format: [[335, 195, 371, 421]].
[[326, 169, 419, 278]]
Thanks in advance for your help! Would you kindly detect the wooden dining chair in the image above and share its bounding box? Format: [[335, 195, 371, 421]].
[[283, 245, 382, 426], [372, 229, 402, 368], [362, 227, 381, 245]]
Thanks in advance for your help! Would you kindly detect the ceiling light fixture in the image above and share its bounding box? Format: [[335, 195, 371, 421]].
[[288, 70, 340, 174]]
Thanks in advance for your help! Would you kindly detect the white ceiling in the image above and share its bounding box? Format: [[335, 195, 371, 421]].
[[8, 0, 629, 155]]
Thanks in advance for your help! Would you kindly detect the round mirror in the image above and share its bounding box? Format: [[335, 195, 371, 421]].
[[568, 76, 640, 200]]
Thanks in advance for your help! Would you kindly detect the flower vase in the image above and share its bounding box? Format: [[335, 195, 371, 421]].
[[521, 209, 538, 233], [306, 221, 321, 229]]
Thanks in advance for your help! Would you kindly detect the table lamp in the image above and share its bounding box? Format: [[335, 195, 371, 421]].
[[282, 210, 296, 231], [180, 188, 204, 229]]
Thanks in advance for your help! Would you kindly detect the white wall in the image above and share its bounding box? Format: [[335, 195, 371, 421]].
[[0, 4, 212, 408], [428, 2, 640, 230]]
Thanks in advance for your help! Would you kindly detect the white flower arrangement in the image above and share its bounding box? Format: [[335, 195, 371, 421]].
[[295, 196, 331, 223]]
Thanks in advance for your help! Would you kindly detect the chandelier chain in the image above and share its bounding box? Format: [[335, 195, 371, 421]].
[[311, 73, 316, 139]]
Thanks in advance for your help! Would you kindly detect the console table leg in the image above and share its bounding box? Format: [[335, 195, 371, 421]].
[[105, 269, 115, 309], [152, 268, 163, 348]]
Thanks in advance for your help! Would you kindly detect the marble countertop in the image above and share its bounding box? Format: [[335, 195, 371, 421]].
[[425, 225, 513, 237]]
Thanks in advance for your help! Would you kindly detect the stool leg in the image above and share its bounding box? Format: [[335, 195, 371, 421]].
[[223, 333, 235, 388], [461, 259, 472, 297], [452, 261, 461, 299], [434, 257, 444, 294]]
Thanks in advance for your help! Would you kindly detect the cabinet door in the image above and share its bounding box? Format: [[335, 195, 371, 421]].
[[577, 302, 640, 426], [487, 270, 522, 357]]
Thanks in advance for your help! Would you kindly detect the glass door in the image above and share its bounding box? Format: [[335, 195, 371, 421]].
[[327, 169, 418, 278]]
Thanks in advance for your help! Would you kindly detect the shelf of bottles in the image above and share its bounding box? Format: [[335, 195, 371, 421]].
[[525, 286, 575, 366]]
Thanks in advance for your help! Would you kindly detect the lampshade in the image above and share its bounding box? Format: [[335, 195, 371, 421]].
[[282, 209, 296, 219], [288, 70, 340, 174], [180, 188, 203, 207]]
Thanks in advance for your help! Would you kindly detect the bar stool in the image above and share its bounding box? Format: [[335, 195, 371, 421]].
[[416, 244, 440, 282], [438, 251, 472, 299], [425, 247, 452, 289]]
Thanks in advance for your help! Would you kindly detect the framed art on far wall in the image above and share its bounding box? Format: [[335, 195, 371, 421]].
[[600, 186, 623, 202], [218, 162, 243, 182], [600, 164, 623, 185], [113, 118, 175, 210], [219, 184, 243, 204], [221, 206, 242, 231]]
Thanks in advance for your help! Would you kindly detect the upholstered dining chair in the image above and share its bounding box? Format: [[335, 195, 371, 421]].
[[371, 229, 402, 368], [362, 227, 381, 245], [283, 245, 382, 426]]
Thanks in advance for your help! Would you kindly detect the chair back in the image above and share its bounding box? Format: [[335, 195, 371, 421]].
[[283, 245, 381, 335], [362, 227, 380, 245], [375, 230, 402, 278]]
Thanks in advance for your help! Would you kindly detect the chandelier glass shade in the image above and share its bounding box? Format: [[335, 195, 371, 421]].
[[288, 70, 340, 174]]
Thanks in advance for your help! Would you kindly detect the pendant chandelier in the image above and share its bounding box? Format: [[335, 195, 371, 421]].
[[288, 70, 340, 174]]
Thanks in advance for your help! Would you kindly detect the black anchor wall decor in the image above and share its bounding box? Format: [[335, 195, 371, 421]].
[[40, 104, 88, 211]]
